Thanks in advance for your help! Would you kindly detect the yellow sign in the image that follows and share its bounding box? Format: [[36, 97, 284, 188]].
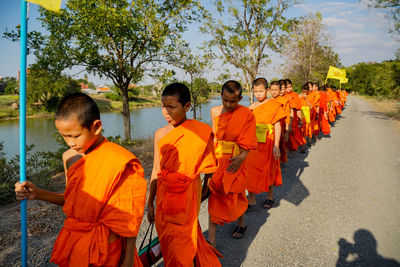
[[26, 0, 61, 12]]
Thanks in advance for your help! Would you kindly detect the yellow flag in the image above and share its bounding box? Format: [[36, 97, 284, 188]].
[[26, 0, 62, 12], [326, 66, 346, 80], [340, 77, 348, 84]]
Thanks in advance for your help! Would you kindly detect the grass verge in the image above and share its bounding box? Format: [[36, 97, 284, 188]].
[[357, 95, 400, 120]]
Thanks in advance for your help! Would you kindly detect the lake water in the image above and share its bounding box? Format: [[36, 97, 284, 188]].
[[0, 96, 250, 158]]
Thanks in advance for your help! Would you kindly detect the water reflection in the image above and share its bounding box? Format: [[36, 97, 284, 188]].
[[0, 95, 249, 157]]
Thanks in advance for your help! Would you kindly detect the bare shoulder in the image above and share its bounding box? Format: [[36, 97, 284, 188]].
[[62, 149, 83, 171], [154, 124, 173, 143], [62, 149, 80, 162], [211, 105, 223, 118]]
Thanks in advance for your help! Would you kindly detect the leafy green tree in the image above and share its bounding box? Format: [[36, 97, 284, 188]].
[[343, 60, 400, 99], [1, 77, 18, 95], [175, 49, 212, 119], [27, 65, 80, 111], [201, 0, 295, 103], [282, 13, 341, 85], [9, 0, 201, 140]]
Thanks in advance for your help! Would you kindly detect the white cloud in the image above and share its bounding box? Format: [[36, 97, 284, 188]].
[[323, 17, 364, 30], [293, 0, 398, 66]]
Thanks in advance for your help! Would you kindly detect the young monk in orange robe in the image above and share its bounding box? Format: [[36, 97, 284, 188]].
[[147, 83, 222, 267], [319, 85, 331, 135], [299, 84, 313, 151], [326, 86, 337, 122], [246, 79, 286, 210], [15, 93, 147, 267], [311, 83, 321, 138], [284, 79, 304, 153], [208, 80, 257, 244], [276, 80, 291, 163]]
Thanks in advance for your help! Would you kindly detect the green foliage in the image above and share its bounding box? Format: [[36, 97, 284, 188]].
[[342, 60, 400, 99], [201, 0, 296, 103], [27, 66, 81, 111], [282, 13, 341, 86], [34, 0, 202, 140], [174, 48, 212, 119], [1, 77, 18, 95], [0, 133, 68, 205]]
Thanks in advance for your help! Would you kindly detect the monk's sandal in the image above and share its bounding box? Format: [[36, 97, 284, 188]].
[[263, 199, 275, 209], [232, 225, 247, 239]]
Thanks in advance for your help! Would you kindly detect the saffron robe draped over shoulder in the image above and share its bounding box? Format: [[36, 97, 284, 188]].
[[284, 91, 304, 150], [309, 91, 321, 136], [155, 119, 221, 267], [51, 140, 147, 267], [300, 95, 313, 139], [319, 91, 331, 135], [246, 100, 286, 193], [208, 105, 257, 225]]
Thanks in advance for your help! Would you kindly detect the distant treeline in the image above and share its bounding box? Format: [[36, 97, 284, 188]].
[[342, 60, 400, 99]]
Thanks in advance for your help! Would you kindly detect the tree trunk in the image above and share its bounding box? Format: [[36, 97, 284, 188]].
[[120, 85, 132, 140]]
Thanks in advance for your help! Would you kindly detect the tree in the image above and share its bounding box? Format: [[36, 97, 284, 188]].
[[21, 0, 200, 140], [201, 0, 295, 103], [1, 77, 18, 95], [27, 65, 81, 111], [364, 0, 400, 38], [282, 13, 340, 86], [175, 50, 212, 119]]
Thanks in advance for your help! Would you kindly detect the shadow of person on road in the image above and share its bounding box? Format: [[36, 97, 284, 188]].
[[274, 149, 310, 208], [337, 229, 400, 267], [202, 201, 270, 267]]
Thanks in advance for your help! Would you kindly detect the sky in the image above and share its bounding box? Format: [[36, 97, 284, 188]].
[[0, 0, 398, 86]]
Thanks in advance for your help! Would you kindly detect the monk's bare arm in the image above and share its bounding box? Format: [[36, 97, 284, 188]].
[[15, 181, 65, 205], [120, 237, 136, 267], [147, 129, 162, 223], [13, 149, 79, 205], [296, 109, 303, 126], [273, 121, 281, 159]]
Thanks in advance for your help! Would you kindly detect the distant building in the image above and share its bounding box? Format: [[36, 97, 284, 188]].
[[80, 83, 89, 90], [96, 86, 111, 93]]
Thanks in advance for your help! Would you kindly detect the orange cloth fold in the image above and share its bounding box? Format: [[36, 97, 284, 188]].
[[284, 91, 304, 150], [51, 140, 147, 267], [275, 96, 290, 162], [155, 119, 221, 267], [246, 100, 286, 193], [209, 105, 257, 225]]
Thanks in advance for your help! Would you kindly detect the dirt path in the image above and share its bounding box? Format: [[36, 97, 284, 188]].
[[1, 96, 400, 266]]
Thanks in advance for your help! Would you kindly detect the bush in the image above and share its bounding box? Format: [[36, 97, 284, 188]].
[[0, 133, 67, 205]]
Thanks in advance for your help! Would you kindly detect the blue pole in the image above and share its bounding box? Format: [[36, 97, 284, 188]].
[[19, 1, 28, 266]]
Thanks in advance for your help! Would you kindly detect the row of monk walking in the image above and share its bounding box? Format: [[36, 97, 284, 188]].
[[14, 78, 348, 266]]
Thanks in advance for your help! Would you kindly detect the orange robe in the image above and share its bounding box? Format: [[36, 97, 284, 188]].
[[51, 140, 147, 267], [246, 100, 286, 193], [309, 91, 321, 136], [299, 95, 313, 139], [208, 105, 257, 225], [319, 91, 330, 135], [274, 96, 290, 162], [284, 91, 304, 151], [155, 119, 222, 267], [326, 89, 337, 122]]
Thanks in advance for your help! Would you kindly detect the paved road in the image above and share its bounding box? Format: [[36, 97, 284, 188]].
[[196, 96, 400, 266]]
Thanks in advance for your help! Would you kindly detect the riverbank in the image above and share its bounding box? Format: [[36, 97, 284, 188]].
[[0, 94, 161, 121], [356, 95, 400, 121]]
